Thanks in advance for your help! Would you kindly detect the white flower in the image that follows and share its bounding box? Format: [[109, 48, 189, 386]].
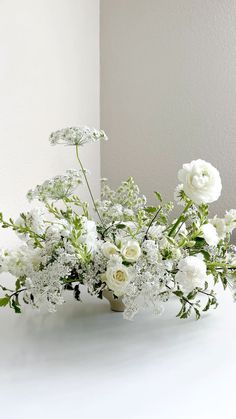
[[80, 218, 97, 252], [102, 242, 119, 258], [105, 258, 131, 297], [201, 223, 220, 246], [121, 240, 141, 262], [209, 216, 227, 240], [225, 209, 236, 233], [27, 169, 82, 202], [176, 255, 209, 293], [142, 240, 160, 264], [178, 159, 222, 205], [49, 126, 108, 147], [148, 225, 165, 239], [1, 246, 42, 277], [16, 208, 46, 238]]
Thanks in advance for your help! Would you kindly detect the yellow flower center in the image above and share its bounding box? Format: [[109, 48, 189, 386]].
[[125, 248, 136, 257], [115, 270, 126, 282], [109, 248, 117, 255]]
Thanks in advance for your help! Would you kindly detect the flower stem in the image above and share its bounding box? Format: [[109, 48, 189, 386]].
[[168, 201, 192, 237], [142, 207, 162, 243], [207, 262, 236, 269], [75, 145, 104, 225]]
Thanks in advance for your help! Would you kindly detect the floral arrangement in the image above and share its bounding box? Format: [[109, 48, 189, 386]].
[[1, 126, 236, 320]]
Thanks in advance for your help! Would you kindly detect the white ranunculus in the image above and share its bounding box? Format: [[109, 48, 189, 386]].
[[201, 223, 220, 246], [121, 240, 141, 262], [176, 255, 209, 293], [178, 159, 222, 205], [105, 262, 131, 297], [225, 209, 236, 233], [102, 242, 119, 258], [209, 216, 227, 240]]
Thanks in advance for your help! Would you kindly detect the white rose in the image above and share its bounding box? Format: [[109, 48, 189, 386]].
[[178, 159, 222, 205], [201, 223, 219, 246], [209, 216, 227, 240], [102, 242, 119, 258], [225, 209, 236, 233], [105, 263, 131, 297], [121, 240, 141, 262], [176, 255, 209, 293]]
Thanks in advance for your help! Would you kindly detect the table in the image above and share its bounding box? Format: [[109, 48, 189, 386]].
[[0, 285, 235, 419]]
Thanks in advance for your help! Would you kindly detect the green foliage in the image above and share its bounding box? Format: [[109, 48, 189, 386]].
[[0, 296, 10, 307]]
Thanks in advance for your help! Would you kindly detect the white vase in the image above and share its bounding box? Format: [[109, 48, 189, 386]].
[[103, 289, 125, 312]]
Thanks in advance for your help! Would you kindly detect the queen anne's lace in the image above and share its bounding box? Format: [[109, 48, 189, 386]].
[[49, 126, 108, 146], [27, 169, 82, 202]]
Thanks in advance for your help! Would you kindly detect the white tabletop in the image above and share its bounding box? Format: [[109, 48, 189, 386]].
[[0, 284, 235, 419]]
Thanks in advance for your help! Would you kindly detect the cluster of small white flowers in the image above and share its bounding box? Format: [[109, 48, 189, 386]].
[[0, 246, 42, 278], [23, 258, 70, 312], [122, 242, 170, 320], [16, 208, 46, 239], [27, 169, 82, 202], [97, 177, 147, 224], [199, 209, 236, 247], [49, 126, 108, 147]]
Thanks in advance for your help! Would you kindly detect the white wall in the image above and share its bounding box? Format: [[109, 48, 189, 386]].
[[0, 0, 100, 247], [101, 0, 236, 216]]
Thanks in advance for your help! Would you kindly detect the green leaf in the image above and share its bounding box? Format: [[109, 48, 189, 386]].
[[201, 250, 211, 261], [154, 191, 163, 202], [116, 224, 126, 229], [0, 296, 10, 307], [194, 308, 201, 320], [173, 290, 184, 298], [15, 278, 21, 291], [145, 206, 157, 214], [11, 299, 21, 313], [187, 289, 198, 300]]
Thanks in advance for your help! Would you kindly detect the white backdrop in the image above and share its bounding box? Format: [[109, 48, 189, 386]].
[[101, 0, 236, 216], [0, 0, 100, 247]]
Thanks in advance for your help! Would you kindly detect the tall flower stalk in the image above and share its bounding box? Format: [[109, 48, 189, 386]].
[[75, 144, 104, 225]]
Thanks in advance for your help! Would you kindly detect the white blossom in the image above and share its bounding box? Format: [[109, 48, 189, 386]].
[[176, 255, 210, 293], [225, 209, 236, 233], [49, 126, 108, 147], [121, 240, 141, 262], [79, 217, 97, 252], [178, 159, 222, 204], [102, 242, 119, 258], [104, 256, 132, 297], [27, 169, 82, 202], [201, 223, 220, 246], [210, 216, 227, 240]]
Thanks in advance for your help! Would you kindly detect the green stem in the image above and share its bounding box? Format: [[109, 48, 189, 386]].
[[168, 201, 192, 237], [75, 145, 104, 225], [207, 262, 236, 269], [142, 207, 162, 243]]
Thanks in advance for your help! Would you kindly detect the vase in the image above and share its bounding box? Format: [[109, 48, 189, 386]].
[[103, 289, 125, 312]]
